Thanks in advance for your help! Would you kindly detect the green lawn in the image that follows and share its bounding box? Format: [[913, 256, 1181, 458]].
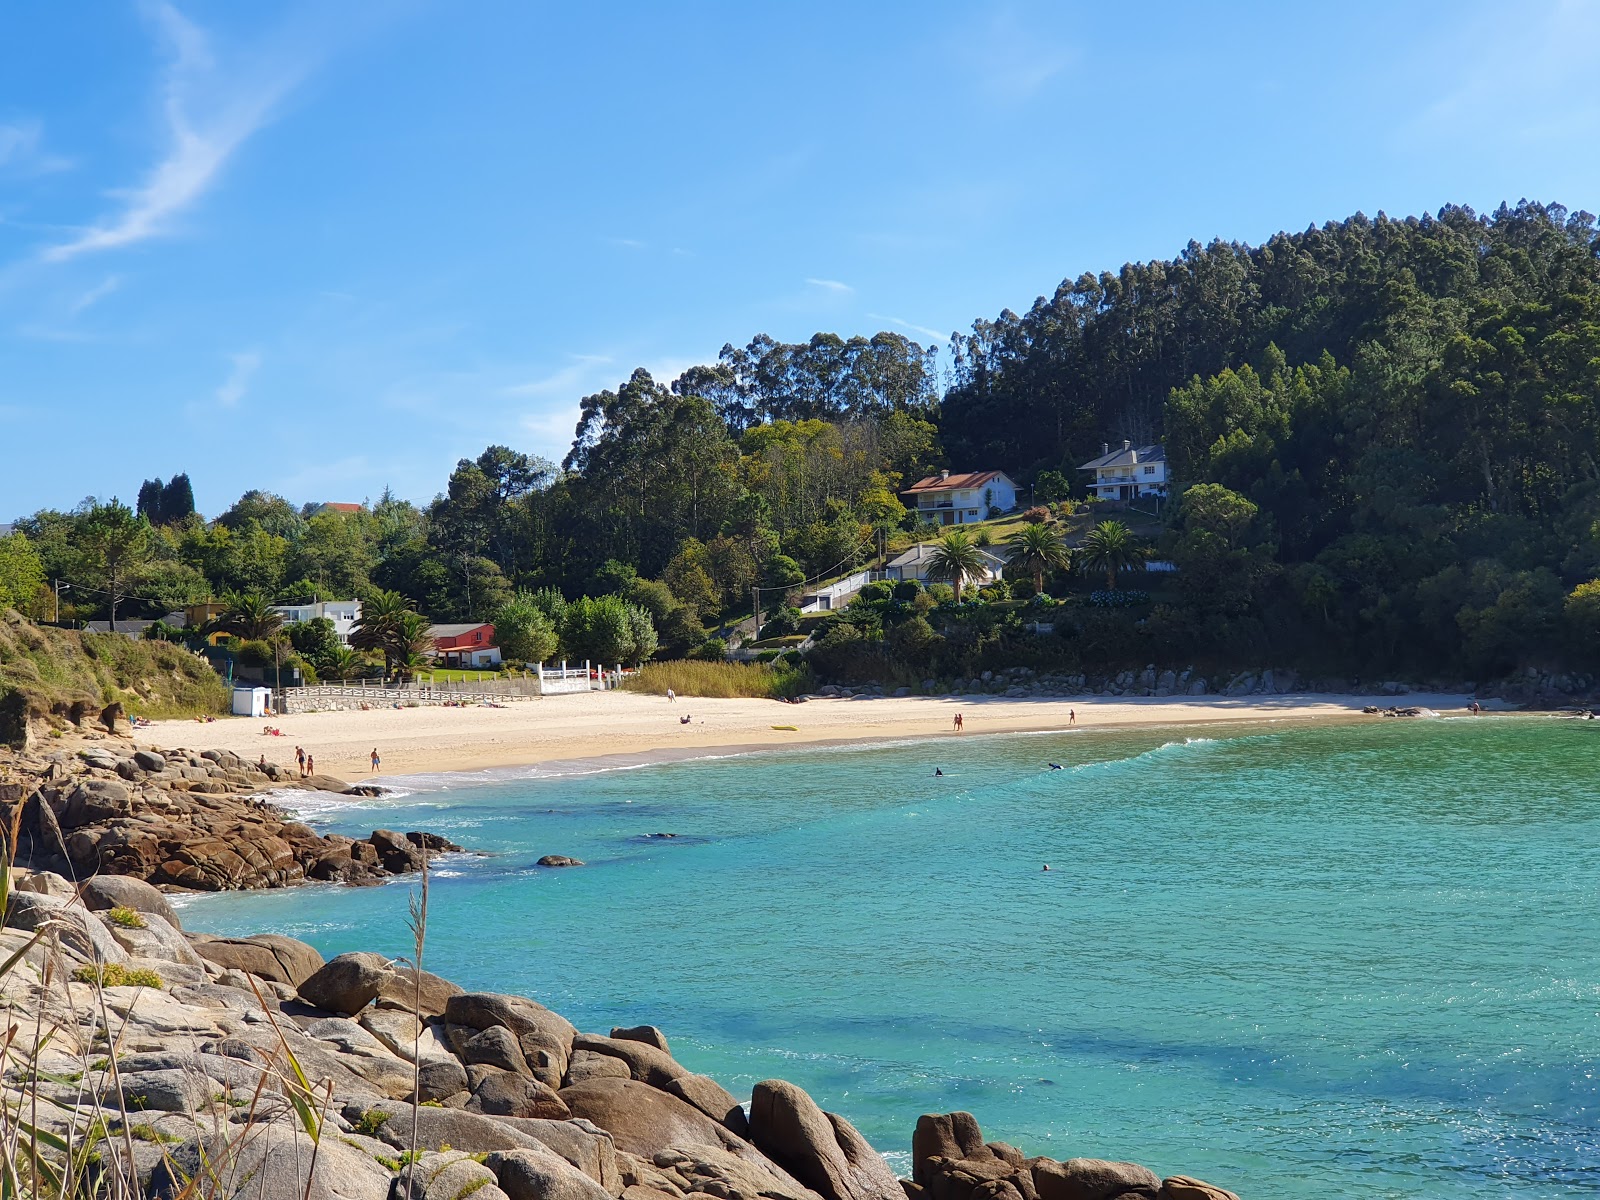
[[418, 667, 518, 683]]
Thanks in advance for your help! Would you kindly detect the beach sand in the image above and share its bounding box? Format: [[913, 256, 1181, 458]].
[[142, 690, 1485, 781]]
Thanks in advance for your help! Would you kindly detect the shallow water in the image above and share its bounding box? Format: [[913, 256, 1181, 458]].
[[179, 717, 1600, 1198]]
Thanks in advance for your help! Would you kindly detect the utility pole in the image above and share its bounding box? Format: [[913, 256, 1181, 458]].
[[751, 585, 761, 643], [53, 580, 69, 624]]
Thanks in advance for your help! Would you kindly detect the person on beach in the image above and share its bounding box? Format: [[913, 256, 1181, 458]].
[[956, 713, 964, 732], [666, 688, 676, 703], [371, 748, 381, 772], [305, 753, 315, 776], [1068, 709, 1076, 725], [258, 754, 268, 770], [296, 746, 306, 775]]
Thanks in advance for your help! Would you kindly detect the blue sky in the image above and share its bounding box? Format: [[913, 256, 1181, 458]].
[[3, 1, 1599, 519]]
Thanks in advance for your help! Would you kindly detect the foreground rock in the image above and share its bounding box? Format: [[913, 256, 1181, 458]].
[[0, 741, 462, 889], [0, 791, 1236, 1200]]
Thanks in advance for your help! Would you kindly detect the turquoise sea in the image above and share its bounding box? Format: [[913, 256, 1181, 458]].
[[177, 717, 1600, 1198]]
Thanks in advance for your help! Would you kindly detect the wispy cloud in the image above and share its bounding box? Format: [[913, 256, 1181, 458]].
[[869, 312, 949, 343], [215, 350, 261, 407], [805, 277, 854, 294], [606, 236, 645, 250], [43, 3, 302, 262], [0, 120, 73, 176], [951, 7, 1075, 104], [68, 275, 123, 316], [503, 353, 613, 398]]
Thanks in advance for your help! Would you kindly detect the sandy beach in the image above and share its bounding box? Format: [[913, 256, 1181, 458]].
[[142, 690, 1485, 781]]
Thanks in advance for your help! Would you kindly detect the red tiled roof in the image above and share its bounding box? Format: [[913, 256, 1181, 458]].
[[319, 502, 363, 513], [902, 470, 1007, 494]]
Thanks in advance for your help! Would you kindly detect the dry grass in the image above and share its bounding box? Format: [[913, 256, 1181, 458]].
[[621, 659, 812, 699], [0, 611, 229, 742]]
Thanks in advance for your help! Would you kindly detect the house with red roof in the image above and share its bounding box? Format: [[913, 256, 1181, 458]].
[[901, 470, 1018, 526]]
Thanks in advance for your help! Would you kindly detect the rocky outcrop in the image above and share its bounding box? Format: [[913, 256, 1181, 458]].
[[0, 740, 462, 890], [0, 793, 1236, 1200]]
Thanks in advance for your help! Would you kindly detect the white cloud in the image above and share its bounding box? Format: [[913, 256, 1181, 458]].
[[503, 353, 614, 398], [215, 350, 261, 407], [606, 236, 645, 249], [43, 2, 301, 262], [869, 312, 949, 343], [68, 275, 123, 316], [950, 7, 1076, 104], [805, 277, 854, 294]]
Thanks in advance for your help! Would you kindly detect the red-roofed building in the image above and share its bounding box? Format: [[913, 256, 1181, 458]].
[[901, 470, 1018, 526], [314, 502, 364, 515], [429, 622, 501, 668]]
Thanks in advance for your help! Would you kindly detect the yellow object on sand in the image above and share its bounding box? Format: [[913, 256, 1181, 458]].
[[771, 724, 798, 731]]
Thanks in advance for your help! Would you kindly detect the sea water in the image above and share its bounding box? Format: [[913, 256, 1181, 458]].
[[177, 717, 1600, 1198]]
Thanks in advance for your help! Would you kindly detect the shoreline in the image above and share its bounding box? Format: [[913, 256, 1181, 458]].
[[144, 690, 1502, 782]]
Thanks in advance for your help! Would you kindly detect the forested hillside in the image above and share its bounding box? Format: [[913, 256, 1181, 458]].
[[4, 201, 1600, 686]]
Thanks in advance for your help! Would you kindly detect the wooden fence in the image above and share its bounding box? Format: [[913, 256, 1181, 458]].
[[276, 663, 631, 713]]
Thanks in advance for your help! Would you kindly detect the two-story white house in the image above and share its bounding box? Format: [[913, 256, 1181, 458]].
[[902, 470, 1019, 525], [269, 599, 362, 645], [1078, 441, 1168, 500]]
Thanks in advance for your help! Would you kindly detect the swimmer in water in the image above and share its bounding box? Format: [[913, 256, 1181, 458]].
[[934, 768, 943, 776], [1042, 864, 1051, 871], [1048, 763, 1063, 770]]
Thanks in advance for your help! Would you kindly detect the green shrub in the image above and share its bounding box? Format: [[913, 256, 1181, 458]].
[[354, 1109, 393, 1136], [105, 906, 146, 929], [689, 638, 727, 661], [858, 581, 893, 603], [892, 579, 923, 602], [72, 963, 163, 989]]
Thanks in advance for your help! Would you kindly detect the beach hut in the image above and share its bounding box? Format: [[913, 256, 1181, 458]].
[[231, 686, 272, 718]]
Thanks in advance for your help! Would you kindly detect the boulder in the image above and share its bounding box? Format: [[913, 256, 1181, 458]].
[[409, 1152, 511, 1200], [748, 1079, 902, 1200], [489, 1146, 614, 1200], [610, 1024, 670, 1053], [149, 1128, 392, 1200], [570, 1032, 689, 1089], [566, 1049, 632, 1085], [462, 1024, 532, 1073], [81, 874, 183, 928], [560, 1077, 740, 1160], [467, 1067, 573, 1118], [118, 1068, 214, 1114], [446, 992, 577, 1089], [913, 1113, 987, 1185], [4, 890, 128, 965], [190, 933, 324, 987], [103, 912, 204, 968], [361, 1100, 555, 1154], [297, 950, 394, 1015], [375, 963, 463, 1017], [14, 870, 75, 898], [1032, 1159, 1160, 1200], [503, 1118, 622, 1193], [538, 855, 585, 867], [133, 750, 167, 773], [1158, 1181, 1238, 1200], [666, 1073, 747, 1135]]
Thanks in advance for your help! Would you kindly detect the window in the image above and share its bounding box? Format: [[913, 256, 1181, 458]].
[[1144, 465, 1155, 475], [474, 631, 482, 642]]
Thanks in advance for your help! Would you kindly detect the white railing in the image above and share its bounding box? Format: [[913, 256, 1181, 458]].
[[799, 568, 875, 613]]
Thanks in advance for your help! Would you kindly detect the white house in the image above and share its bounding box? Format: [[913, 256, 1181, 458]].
[[902, 470, 1018, 525], [885, 543, 1008, 587], [270, 599, 362, 645], [1078, 441, 1168, 500]]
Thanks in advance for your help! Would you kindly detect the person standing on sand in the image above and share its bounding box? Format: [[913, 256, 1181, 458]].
[[296, 746, 306, 775], [371, 748, 381, 772], [1069, 709, 1076, 725], [956, 713, 964, 732], [667, 688, 676, 703], [305, 753, 315, 777]]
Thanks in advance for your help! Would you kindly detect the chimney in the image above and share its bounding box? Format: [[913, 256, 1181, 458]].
[[939, 469, 950, 481], [1102, 443, 1109, 456], [1123, 439, 1132, 450]]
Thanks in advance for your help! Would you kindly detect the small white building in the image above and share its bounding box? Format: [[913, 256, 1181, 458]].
[[270, 599, 362, 645], [885, 543, 1008, 587], [1078, 441, 1168, 500], [902, 470, 1019, 525], [231, 686, 273, 717]]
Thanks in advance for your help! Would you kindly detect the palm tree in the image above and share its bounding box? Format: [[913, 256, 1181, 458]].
[[205, 592, 284, 641], [1077, 520, 1148, 590], [1006, 524, 1069, 594], [352, 589, 417, 677], [318, 644, 367, 681], [927, 531, 989, 603]]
